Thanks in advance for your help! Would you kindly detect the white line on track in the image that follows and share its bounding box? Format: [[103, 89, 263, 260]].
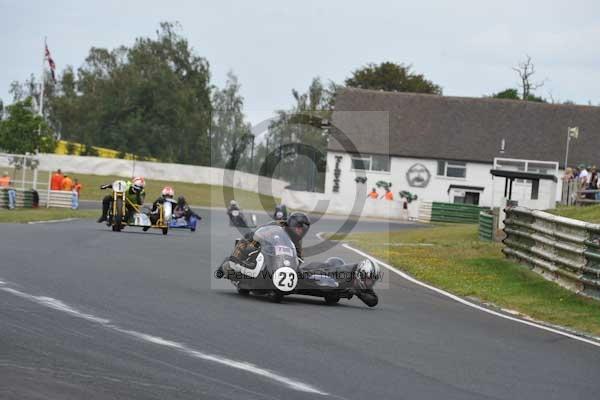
[[27, 218, 80, 225], [0, 280, 328, 396], [316, 232, 600, 349]]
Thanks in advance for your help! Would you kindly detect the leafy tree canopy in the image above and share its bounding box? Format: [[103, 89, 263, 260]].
[[0, 97, 55, 154], [490, 88, 545, 103], [39, 22, 213, 164], [345, 62, 442, 94]]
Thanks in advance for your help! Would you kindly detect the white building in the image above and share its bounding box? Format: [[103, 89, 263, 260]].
[[283, 88, 600, 219]]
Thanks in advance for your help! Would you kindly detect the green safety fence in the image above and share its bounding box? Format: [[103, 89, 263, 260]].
[[479, 211, 494, 241], [430, 202, 489, 224]]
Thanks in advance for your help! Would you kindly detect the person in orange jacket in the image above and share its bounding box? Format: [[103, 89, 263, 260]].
[[61, 174, 74, 191], [73, 179, 82, 195], [383, 188, 394, 201], [50, 169, 64, 191], [0, 171, 10, 187], [368, 188, 378, 199]]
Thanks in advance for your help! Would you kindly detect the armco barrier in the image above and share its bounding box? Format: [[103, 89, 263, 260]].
[[418, 201, 432, 223], [47, 190, 74, 208], [418, 202, 488, 224], [0, 188, 35, 209], [479, 211, 494, 241], [503, 206, 600, 299]]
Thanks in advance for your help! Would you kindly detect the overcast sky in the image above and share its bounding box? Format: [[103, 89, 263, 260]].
[[1, 0, 599, 124]]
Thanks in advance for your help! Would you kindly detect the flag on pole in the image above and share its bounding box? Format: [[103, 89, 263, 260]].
[[45, 43, 56, 83]]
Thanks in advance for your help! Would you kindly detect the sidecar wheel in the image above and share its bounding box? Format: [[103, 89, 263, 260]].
[[324, 295, 340, 305]]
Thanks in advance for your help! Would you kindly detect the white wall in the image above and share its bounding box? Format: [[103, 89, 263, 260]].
[[321, 151, 494, 218], [0, 154, 289, 197], [283, 151, 563, 219]]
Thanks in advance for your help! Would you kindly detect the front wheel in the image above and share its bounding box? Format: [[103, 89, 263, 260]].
[[114, 197, 123, 231], [162, 228, 168, 235], [142, 226, 150, 232]]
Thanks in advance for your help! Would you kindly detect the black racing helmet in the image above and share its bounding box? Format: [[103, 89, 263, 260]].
[[287, 212, 310, 239]]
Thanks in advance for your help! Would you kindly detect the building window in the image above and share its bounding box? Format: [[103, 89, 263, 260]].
[[351, 154, 390, 172], [372, 155, 390, 172], [351, 157, 370, 170], [437, 160, 466, 178]]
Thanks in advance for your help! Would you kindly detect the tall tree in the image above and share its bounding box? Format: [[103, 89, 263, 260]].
[[345, 62, 442, 94], [513, 55, 544, 101], [44, 22, 213, 164], [262, 77, 335, 191], [211, 71, 253, 170]]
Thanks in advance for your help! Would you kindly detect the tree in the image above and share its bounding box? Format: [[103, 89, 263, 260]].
[[490, 87, 545, 103], [0, 97, 55, 154], [345, 62, 442, 94], [491, 88, 520, 100], [513, 55, 545, 101], [44, 22, 213, 164], [211, 71, 253, 169], [262, 77, 335, 191]]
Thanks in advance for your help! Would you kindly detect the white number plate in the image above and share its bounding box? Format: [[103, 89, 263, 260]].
[[112, 180, 127, 193], [272, 267, 297, 292]]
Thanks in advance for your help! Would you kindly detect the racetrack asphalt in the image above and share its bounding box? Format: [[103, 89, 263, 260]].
[[1, 210, 600, 400]]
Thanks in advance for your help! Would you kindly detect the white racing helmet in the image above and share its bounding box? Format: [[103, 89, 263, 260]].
[[354, 259, 381, 289]]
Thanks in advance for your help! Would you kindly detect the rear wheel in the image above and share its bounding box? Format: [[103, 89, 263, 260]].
[[324, 295, 340, 305]]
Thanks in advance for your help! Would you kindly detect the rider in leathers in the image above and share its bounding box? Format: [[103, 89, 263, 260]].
[[97, 177, 146, 224], [220, 212, 310, 274]]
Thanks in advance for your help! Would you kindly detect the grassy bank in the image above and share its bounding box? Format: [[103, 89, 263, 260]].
[[62, 172, 279, 210], [548, 204, 600, 223], [331, 224, 600, 336], [0, 208, 97, 223]]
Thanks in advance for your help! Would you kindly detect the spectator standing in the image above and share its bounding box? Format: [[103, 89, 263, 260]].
[[61, 174, 74, 191], [578, 165, 589, 187], [1, 171, 16, 210], [50, 169, 64, 191], [0, 171, 10, 187], [383, 188, 394, 201], [562, 167, 574, 182], [368, 188, 378, 199], [72, 178, 82, 209], [73, 179, 82, 196]]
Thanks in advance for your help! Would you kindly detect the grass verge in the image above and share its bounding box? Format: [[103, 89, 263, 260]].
[[548, 204, 600, 223], [330, 224, 600, 336], [60, 172, 279, 210], [0, 208, 97, 223]]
